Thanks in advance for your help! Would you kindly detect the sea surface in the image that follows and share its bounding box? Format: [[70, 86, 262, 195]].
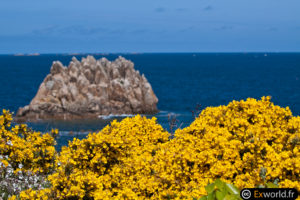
[[1, 53, 300, 149]]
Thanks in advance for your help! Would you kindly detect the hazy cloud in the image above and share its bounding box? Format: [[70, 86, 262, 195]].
[[267, 27, 278, 32], [155, 7, 166, 13], [59, 26, 108, 35], [179, 26, 195, 33], [176, 8, 187, 12], [32, 25, 153, 37], [203, 6, 213, 11], [33, 25, 109, 36], [32, 25, 59, 35], [108, 28, 126, 35], [131, 29, 148, 34], [214, 25, 233, 31]]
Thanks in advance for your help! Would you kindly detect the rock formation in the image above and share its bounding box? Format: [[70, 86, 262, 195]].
[[16, 56, 158, 120]]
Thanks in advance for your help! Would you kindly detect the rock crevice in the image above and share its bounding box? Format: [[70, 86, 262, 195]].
[[16, 56, 158, 120]]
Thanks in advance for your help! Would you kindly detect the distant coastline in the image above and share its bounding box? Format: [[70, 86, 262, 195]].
[[14, 53, 40, 56]]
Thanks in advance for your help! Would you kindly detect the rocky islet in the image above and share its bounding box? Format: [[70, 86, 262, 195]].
[[16, 56, 158, 120]]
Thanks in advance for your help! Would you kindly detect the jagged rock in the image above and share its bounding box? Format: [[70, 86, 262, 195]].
[[16, 56, 158, 120]]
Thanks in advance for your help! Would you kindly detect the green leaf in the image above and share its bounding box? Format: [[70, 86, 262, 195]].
[[234, 194, 243, 200], [205, 183, 215, 193], [223, 194, 233, 200], [215, 179, 225, 189], [273, 178, 279, 185], [207, 193, 215, 200], [225, 183, 239, 195], [199, 196, 207, 200], [216, 190, 226, 200], [266, 182, 279, 188]]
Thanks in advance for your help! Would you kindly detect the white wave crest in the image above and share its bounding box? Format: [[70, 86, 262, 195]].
[[98, 114, 136, 120]]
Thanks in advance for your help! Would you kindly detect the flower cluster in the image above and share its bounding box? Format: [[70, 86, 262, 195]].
[[5, 97, 300, 199], [0, 109, 56, 198], [17, 115, 170, 199], [150, 97, 300, 198]]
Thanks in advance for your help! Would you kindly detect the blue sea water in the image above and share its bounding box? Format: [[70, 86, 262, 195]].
[[1, 53, 300, 149]]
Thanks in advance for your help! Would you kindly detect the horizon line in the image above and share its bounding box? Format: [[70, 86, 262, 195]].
[[1, 51, 300, 56]]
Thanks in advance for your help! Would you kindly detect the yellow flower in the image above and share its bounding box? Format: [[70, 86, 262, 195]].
[[3, 97, 300, 199]]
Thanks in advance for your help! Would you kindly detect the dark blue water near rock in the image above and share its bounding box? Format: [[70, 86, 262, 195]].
[[1, 53, 300, 149]]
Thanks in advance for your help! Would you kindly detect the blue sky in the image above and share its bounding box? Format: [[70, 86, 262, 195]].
[[1, 0, 300, 53]]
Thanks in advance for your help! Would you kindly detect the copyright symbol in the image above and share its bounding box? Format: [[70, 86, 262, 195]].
[[241, 189, 251, 199]]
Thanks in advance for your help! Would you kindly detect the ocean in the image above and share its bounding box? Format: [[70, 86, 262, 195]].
[[1, 53, 300, 149]]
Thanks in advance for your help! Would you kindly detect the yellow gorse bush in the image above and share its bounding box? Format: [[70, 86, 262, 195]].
[[4, 97, 300, 199], [17, 115, 170, 200], [0, 109, 57, 175], [151, 96, 300, 198]]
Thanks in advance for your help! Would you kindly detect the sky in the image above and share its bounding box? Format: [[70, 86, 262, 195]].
[[1, 0, 300, 53]]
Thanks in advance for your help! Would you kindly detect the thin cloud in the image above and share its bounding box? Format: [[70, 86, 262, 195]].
[[108, 28, 126, 35], [32, 25, 59, 35], [176, 8, 187, 12], [267, 27, 278, 32], [179, 26, 195, 33], [59, 26, 107, 35], [131, 29, 148, 34], [203, 6, 213, 11], [214, 25, 233, 31], [155, 7, 166, 13], [32, 25, 109, 36]]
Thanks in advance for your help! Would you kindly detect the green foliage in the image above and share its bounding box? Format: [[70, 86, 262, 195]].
[[198, 179, 241, 200], [197, 178, 280, 200]]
